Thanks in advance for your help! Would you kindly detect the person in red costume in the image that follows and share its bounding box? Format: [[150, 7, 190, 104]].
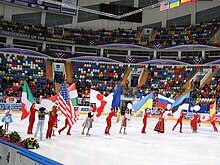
[[141, 108, 150, 134], [210, 118, 218, 132], [190, 111, 199, 133], [154, 109, 166, 133], [105, 108, 116, 135], [172, 110, 186, 133], [27, 102, 38, 134], [96, 94, 107, 117], [46, 105, 58, 139], [58, 117, 72, 135]]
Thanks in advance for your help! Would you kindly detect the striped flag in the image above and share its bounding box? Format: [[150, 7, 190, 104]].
[[21, 81, 35, 120], [170, 0, 180, 9], [132, 92, 153, 117], [156, 94, 175, 109], [209, 100, 216, 122], [49, 82, 77, 126], [160, 1, 169, 11], [68, 83, 78, 106], [172, 92, 190, 118], [181, 0, 191, 5]]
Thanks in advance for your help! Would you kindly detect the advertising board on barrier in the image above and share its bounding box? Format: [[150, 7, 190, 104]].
[[2, 0, 77, 15]]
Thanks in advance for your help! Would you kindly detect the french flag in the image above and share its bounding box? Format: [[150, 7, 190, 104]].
[[156, 94, 175, 109]]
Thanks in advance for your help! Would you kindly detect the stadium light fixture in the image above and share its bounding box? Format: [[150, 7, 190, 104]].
[[39, 0, 162, 19]]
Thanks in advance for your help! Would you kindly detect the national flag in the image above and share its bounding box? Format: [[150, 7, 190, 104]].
[[170, 0, 180, 9], [90, 89, 113, 117], [132, 92, 153, 117], [47, 82, 77, 126], [156, 94, 175, 109], [21, 81, 35, 120], [172, 92, 190, 118], [209, 100, 216, 122], [68, 83, 78, 106], [191, 0, 198, 2], [160, 1, 169, 11], [111, 86, 122, 108], [181, 0, 191, 5]]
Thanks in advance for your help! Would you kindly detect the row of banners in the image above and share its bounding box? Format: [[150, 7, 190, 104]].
[[160, 0, 198, 11], [2, 0, 77, 15]]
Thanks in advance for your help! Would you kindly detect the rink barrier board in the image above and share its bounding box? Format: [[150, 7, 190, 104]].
[[0, 139, 63, 165]]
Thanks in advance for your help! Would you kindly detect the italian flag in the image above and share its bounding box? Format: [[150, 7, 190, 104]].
[[68, 83, 78, 106], [21, 81, 35, 120]]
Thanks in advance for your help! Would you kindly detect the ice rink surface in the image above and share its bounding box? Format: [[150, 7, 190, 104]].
[[1, 113, 220, 165]]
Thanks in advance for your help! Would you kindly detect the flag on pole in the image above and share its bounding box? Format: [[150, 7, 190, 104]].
[[209, 100, 216, 122], [68, 83, 78, 106], [160, 1, 169, 11], [172, 92, 190, 118], [111, 86, 122, 108], [21, 81, 35, 120], [132, 92, 154, 117], [90, 89, 113, 117], [170, 0, 180, 9], [47, 82, 77, 126], [156, 94, 175, 109], [181, 0, 191, 5]]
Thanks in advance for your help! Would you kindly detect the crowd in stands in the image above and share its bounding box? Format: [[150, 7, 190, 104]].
[[0, 52, 56, 100], [191, 67, 220, 107], [71, 61, 127, 100], [135, 65, 195, 99], [1, 19, 219, 49], [152, 20, 220, 47], [0, 51, 219, 110]]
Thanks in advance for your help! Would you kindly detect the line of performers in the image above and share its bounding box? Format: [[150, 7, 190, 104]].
[[81, 106, 219, 136], [27, 102, 72, 141], [26, 103, 219, 141]]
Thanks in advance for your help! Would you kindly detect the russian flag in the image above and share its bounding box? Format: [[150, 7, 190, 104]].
[[156, 94, 175, 109]]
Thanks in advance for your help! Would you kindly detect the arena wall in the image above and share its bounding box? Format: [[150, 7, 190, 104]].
[[0, 0, 219, 30]]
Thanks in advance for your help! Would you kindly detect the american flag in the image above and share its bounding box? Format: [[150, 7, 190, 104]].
[[160, 1, 169, 11], [55, 82, 77, 126]]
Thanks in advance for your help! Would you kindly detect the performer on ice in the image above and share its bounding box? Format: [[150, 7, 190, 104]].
[[1, 105, 13, 132], [119, 109, 130, 134], [154, 109, 166, 133], [27, 102, 38, 134], [141, 108, 150, 134], [34, 107, 47, 141], [58, 117, 72, 135], [81, 105, 94, 136], [46, 105, 58, 139], [190, 111, 199, 133], [105, 108, 116, 135], [172, 110, 186, 133]]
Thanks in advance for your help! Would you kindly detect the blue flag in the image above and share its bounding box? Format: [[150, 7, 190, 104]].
[[111, 86, 122, 108]]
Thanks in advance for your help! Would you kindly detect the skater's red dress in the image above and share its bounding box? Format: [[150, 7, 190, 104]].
[[141, 112, 149, 134], [172, 113, 185, 133], [190, 113, 199, 132], [154, 110, 165, 133], [27, 103, 37, 134]]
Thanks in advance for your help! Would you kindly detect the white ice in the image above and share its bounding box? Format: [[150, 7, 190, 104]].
[[1, 113, 220, 165]]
